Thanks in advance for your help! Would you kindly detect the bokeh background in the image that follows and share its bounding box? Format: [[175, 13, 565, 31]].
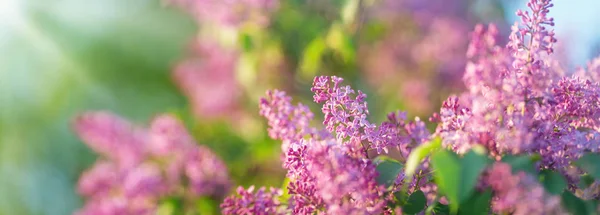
[[0, 0, 598, 214]]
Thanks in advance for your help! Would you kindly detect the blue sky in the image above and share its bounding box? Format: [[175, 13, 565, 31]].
[[504, 0, 600, 66]]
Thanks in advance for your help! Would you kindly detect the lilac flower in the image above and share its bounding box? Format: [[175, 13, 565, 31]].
[[306, 141, 385, 215], [221, 186, 284, 215], [74, 112, 146, 168], [185, 145, 231, 198], [74, 112, 231, 214], [485, 162, 565, 215], [172, 40, 240, 120], [507, 0, 557, 96], [259, 90, 322, 153], [311, 76, 430, 155]]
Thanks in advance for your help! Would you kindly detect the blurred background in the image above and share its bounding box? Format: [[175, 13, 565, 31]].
[[0, 0, 598, 214]]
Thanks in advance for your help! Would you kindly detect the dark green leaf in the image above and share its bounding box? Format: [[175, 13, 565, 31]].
[[431, 150, 461, 214], [459, 150, 490, 201], [575, 154, 600, 180], [579, 174, 595, 189], [458, 189, 492, 215], [561, 191, 589, 215], [540, 170, 567, 195], [433, 202, 450, 215], [402, 190, 427, 214], [502, 155, 537, 175], [431, 149, 491, 214], [405, 137, 442, 178], [375, 156, 404, 188]]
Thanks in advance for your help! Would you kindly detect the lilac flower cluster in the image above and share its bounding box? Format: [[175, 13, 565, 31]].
[[222, 1, 600, 214], [221, 186, 284, 215], [74, 112, 230, 214], [485, 162, 564, 215], [223, 76, 431, 214], [438, 0, 600, 174], [173, 41, 240, 120]]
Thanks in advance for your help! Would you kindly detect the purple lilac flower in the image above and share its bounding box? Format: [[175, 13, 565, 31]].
[[221, 186, 284, 215], [485, 162, 565, 215], [311, 76, 430, 155], [74, 112, 231, 214], [172, 40, 240, 120]]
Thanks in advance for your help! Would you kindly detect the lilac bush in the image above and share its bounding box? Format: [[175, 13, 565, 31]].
[[74, 0, 600, 214], [74, 112, 230, 214], [222, 0, 600, 214]]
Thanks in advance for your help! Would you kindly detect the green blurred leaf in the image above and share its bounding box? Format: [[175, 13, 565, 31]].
[[431, 149, 490, 214], [501, 155, 537, 175], [405, 137, 442, 179], [575, 154, 600, 180], [326, 24, 355, 64], [300, 36, 327, 78], [458, 189, 492, 215], [375, 156, 404, 188], [402, 190, 426, 214], [431, 150, 460, 214], [561, 191, 589, 215], [434, 203, 451, 215], [540, 170, 567, 195], [579, 174, 595, 189], [459, 150, 489, 201]]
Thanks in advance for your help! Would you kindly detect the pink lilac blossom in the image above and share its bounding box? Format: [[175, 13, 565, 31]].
[[485, 162, 565, 215], [74, 112, 230, 214], [311, 76, 430, 155], [224, 76, 433, 214], [221, 186, 285, 215], [438, 0, 600, 174], [172, 40, 240, 120]]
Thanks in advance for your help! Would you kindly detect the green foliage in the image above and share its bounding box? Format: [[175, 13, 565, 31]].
[[430, 149, 490, 214], [501, 154, 538, 175], [402, 190, 427, 214], [540, 170, 567, 195], [576, 153, 600, 180], [374, 156, 404, 188], [405, 137, 442, 178], [458, 189, 492, 215], [561, 191, 590, 215]]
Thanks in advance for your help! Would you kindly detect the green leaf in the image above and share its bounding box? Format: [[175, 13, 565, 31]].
[[459, 150, 489, 201], [375, 156, 404, 188], [433, 202, 450, 215], [575, 154, 600, 180], [561, 191, 589, 215], [458, 189, 492, 215], [501, 155, 537, 175], [579, 174, 595, 189], [431, 150, 461, 214], [299, 36, 327, 78], [325, 24, 355, 64], [405, 137, 442, 179], [431, 149, 490, 214], [540, 170, 567, 195], [402, 190, 427, 214]]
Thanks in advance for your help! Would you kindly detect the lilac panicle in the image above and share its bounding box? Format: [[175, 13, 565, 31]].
[[220, 186, 284, 215], [311, 76, 430, 155], [74, 112, 231, 214], [173, 40, 240, 119], [485, 162, 565, 215], [306, 141, 385, 215], [508, 0, 557, 96]]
